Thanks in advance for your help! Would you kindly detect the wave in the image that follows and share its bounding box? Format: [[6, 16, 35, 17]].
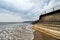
[[0, 23, 34, 40]]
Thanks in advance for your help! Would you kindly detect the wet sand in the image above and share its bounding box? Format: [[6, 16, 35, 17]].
[[33, 30, 57, 40], [33, 31, 43, 40]]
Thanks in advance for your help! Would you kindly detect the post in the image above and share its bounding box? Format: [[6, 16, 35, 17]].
[[53, 8, 54, 11], [45, 11, 46, 14]]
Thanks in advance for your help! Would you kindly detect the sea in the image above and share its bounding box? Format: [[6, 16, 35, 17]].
[[0, 22, 34, 40]]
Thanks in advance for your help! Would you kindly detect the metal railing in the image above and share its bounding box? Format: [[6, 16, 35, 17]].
[[41, 5, 60, 15]]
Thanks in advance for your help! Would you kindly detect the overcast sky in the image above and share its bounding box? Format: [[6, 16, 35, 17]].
[[0, 0, 60, 22]]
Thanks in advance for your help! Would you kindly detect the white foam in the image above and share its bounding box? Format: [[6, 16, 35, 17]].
[[0, 23, 34, 40]]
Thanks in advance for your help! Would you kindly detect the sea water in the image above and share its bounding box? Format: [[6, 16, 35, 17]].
[[0, 22, 34, 40]]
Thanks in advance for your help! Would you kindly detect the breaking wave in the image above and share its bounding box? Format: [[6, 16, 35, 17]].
[[0, 23, 34, 40]]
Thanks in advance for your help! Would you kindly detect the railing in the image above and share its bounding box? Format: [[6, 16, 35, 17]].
[[41, 5, 60, 15]]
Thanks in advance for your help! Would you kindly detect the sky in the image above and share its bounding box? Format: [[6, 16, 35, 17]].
[[0, 0, 60, 22]]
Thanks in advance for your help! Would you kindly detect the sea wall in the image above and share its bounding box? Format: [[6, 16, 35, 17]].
[[32, 9, 60, 40], [39, 10, 60, 23]]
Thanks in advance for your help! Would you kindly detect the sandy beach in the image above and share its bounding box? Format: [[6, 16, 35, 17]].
[[32, 24, 59, 40], [33, 30, 57, 40]]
